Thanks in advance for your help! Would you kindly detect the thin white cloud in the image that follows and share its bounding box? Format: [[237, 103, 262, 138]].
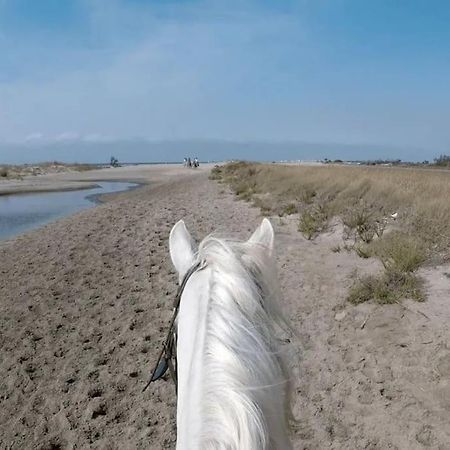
[[24, 132, 44, 142]]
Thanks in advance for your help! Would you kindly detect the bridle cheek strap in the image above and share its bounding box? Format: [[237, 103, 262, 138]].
[[142, 260, 204, 392]]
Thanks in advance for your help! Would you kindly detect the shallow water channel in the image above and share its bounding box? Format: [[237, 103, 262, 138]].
[[0, 181, 138, 240]]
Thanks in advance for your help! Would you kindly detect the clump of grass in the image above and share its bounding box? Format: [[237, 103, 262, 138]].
[[299, 211, 319, 240], [353, 243, 372, 259], [252, 196, 272, 216], [372, 232, 426, 273], [348, 232, 426, 304], [348, 270, 425, 305], [299, 188, 316, 204], [298, 203, 329, 240], [0, 167, 8, 178], [342, 203, 385, 244], [209, 165, 223, 180]]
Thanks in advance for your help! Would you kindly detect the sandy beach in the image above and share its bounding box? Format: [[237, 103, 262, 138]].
[[0, 164, 211, 196], [1, 164, 450, 449]]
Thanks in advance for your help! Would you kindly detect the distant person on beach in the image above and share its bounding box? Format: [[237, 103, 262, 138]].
[[187, 157, 192, 168], [193, 157, 199, 168]]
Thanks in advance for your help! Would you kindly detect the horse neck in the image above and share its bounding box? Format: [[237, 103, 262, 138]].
[[176, 268, 211, 449], [176, 255, 292, 450]]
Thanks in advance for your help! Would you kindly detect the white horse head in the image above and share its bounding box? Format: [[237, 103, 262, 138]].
[[169, 218, 293, 450]]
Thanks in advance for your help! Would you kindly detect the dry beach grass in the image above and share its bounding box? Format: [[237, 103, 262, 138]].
[[0, 162, 96, 180], [0, 164, 450, 448], [212, 162, 450, 304]]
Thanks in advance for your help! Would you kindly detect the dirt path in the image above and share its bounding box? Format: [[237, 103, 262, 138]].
[[0, 170, 449, 449]]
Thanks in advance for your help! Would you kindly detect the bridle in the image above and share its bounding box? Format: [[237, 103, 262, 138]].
[[142, 260, 205, 392]]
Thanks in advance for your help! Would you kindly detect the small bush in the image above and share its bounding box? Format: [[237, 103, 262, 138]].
[[0, 167, 8, 177]]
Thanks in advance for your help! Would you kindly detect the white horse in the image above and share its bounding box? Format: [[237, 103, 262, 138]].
[[169, 218, 293, 449]]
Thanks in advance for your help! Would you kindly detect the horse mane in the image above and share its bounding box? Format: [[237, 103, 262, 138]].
[[195, 235, 293, 450]]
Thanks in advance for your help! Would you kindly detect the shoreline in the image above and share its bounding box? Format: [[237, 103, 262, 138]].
[[86, 180, 144, 205], [0, 181, 101, 196], [0, 163, 212, 196]]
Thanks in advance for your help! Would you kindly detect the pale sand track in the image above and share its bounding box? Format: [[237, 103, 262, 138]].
[[0, 165, 449, 449]]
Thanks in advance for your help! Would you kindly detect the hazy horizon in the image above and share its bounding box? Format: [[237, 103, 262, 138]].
[[0, 1, 449, 163], [0, 138, 440, 165]]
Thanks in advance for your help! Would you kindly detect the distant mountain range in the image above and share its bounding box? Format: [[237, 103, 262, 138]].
[[0, 138, 429, 164]]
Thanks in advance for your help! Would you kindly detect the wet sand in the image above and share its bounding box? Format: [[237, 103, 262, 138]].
[[0, 165, 449, 449]]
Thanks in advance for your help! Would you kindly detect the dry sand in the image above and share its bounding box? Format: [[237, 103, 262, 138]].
[[0, 164, 449, 449]]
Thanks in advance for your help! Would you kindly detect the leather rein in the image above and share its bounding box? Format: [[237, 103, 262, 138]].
[[142, 260, 204, 392]]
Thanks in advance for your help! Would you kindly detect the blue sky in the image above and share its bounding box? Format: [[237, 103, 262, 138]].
[[0, 0, 449, 162]]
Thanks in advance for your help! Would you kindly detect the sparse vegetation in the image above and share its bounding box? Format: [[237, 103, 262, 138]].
[[0, 162, 98, 179], [373, 232, 426, 273], [349, 232, 426, 304], [342, 203, 385, 244], [209, 165, 223, 180], [298, 203, 329, 239], [433, 154, 450, 167], [211, 161, 450, 303], [353, 243, 371, 259], [347, 271, 425, 305], [282, 203, 297, 216]]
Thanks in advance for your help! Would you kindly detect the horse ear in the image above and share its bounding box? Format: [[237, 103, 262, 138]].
[[248, 218, 274, 255], [169, 220, 196, 279]]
